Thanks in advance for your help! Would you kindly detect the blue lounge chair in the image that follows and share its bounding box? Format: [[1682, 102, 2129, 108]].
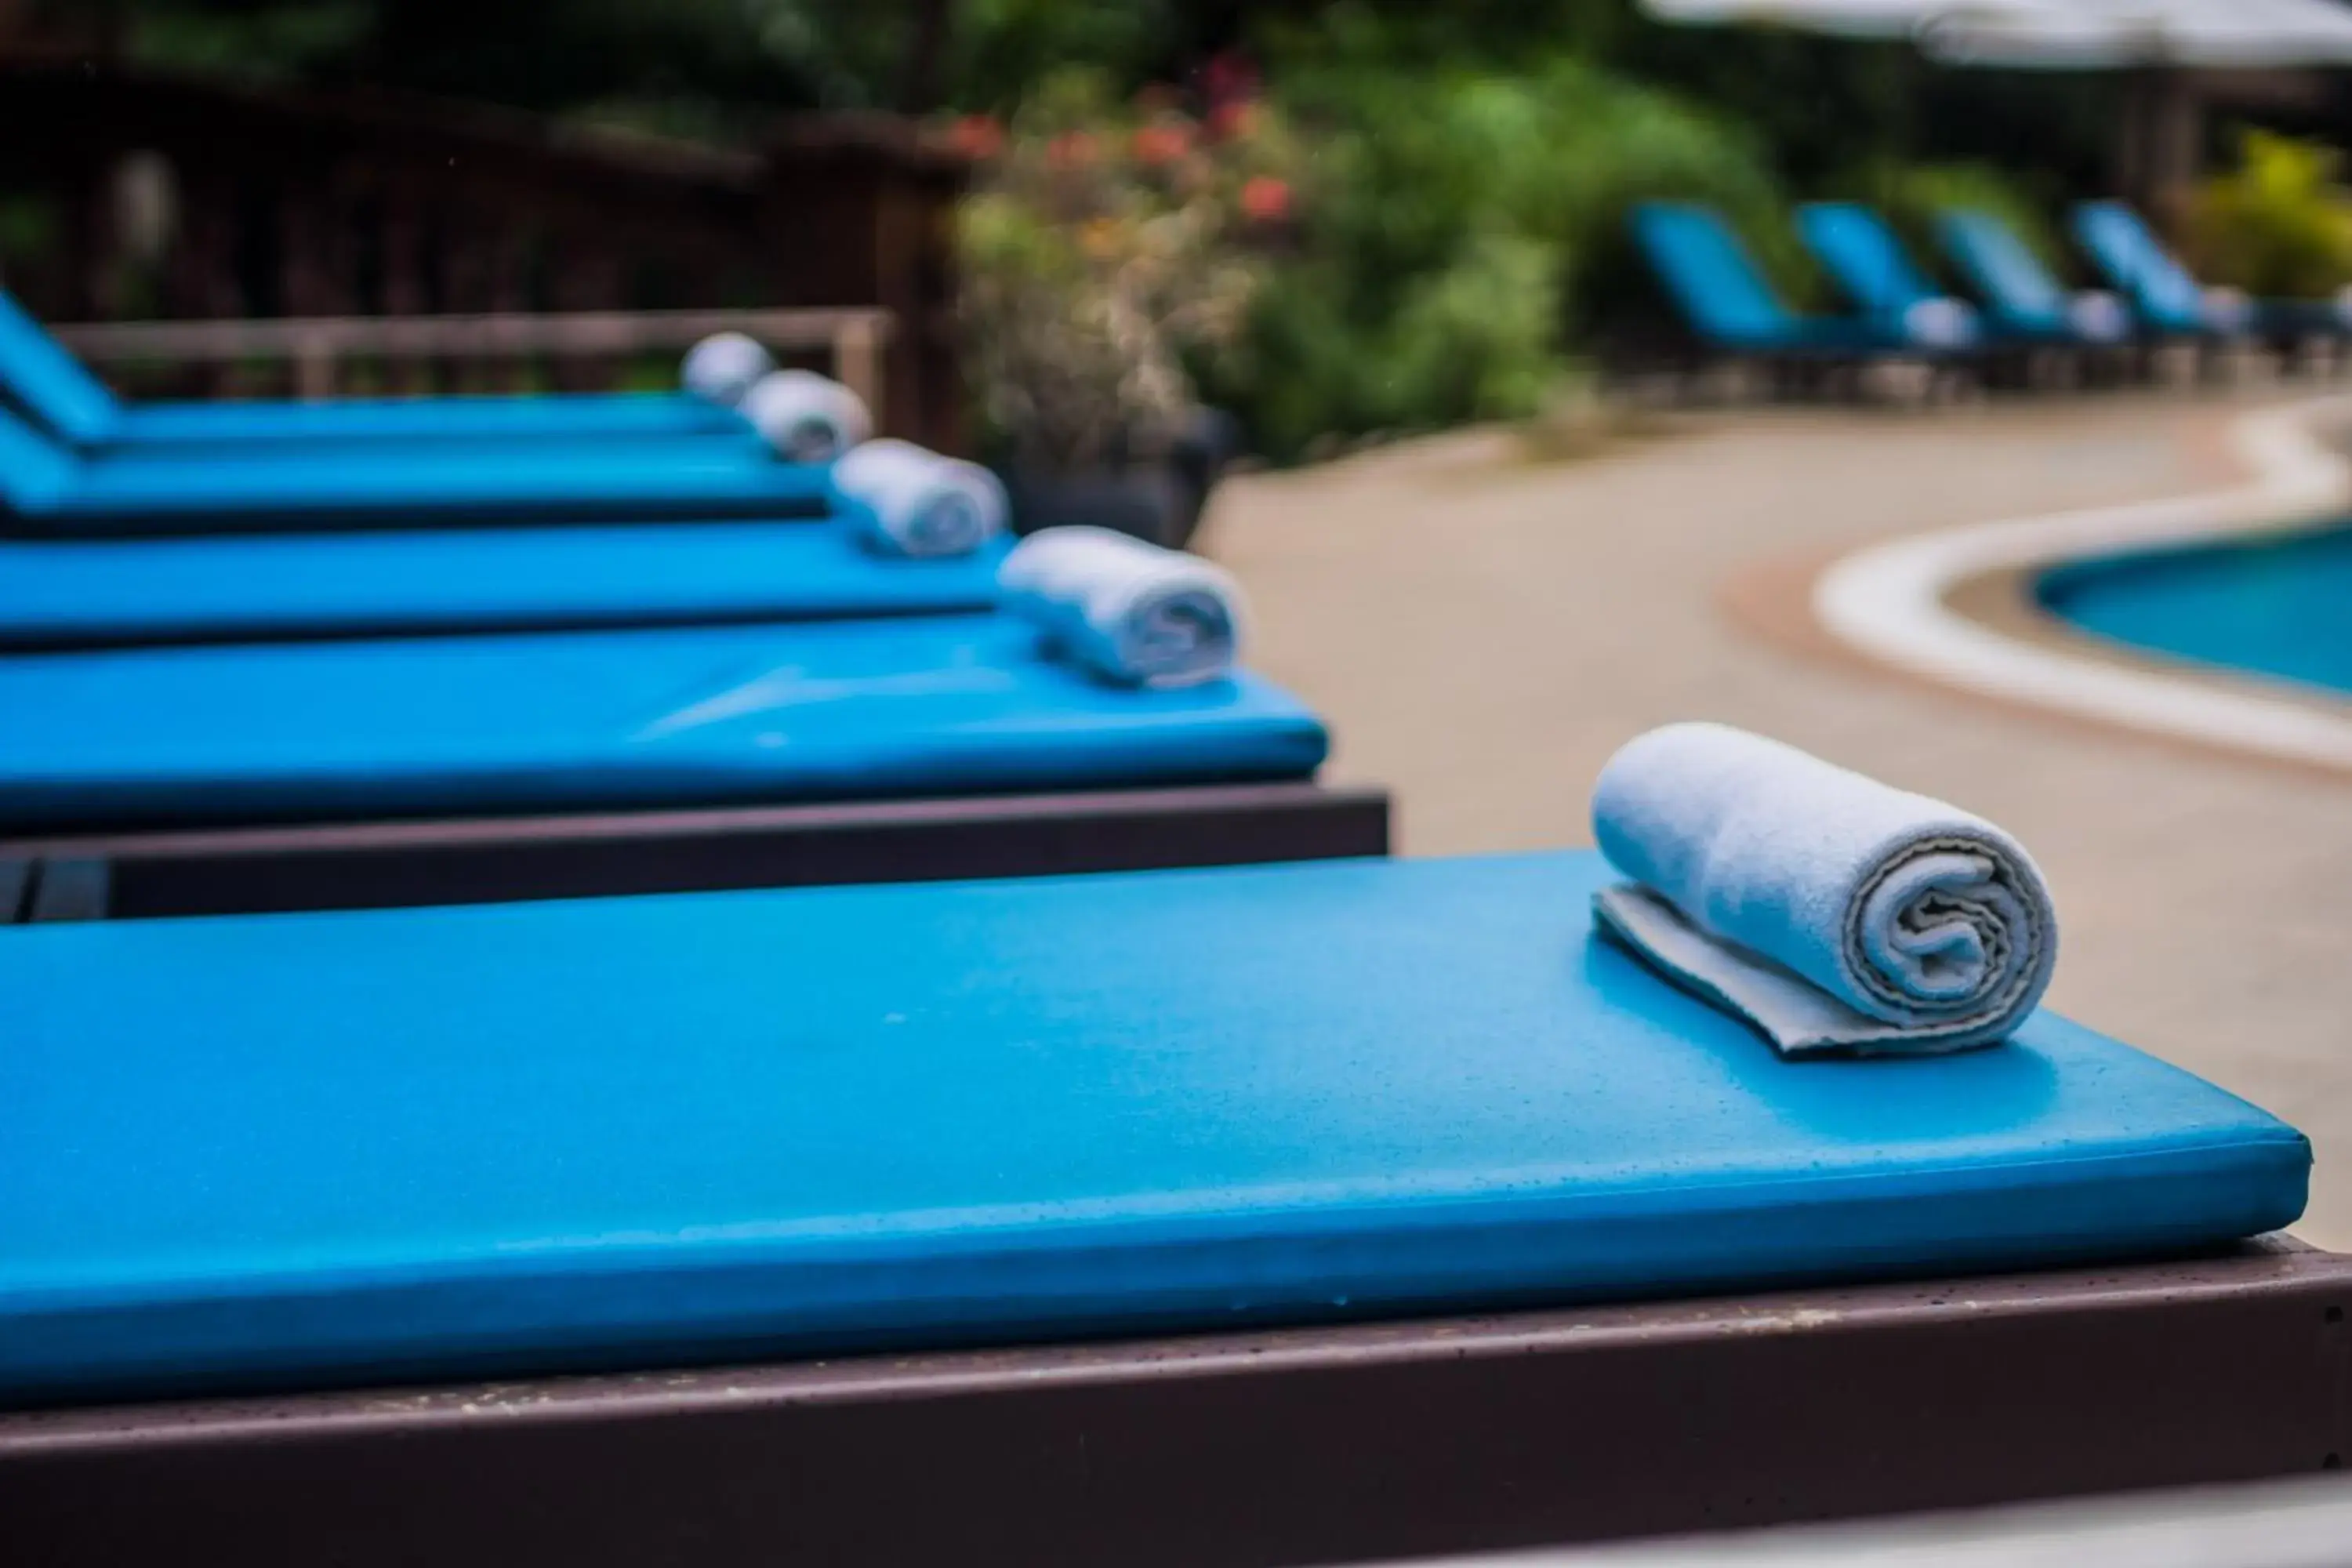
[[2070, 201, 2285, 343], [1794, 202, 1983, 354], [0, 613, 1328, 831], [2077, 201, 2352, 350], [0, 849, 2305, 1406], [0, 288, 753, 456], [1628, 201, 1909, 365], [0, 521, 1008, 648], [1936, 208, 2132, 349], [0, 399, 834, 537]]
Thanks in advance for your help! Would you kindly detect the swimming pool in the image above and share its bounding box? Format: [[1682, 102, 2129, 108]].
[[2036, 521, 2352, 699]]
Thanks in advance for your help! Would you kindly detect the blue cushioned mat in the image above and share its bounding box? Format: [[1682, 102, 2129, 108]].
[[111, 391, 750, 450], [0, 613, 1329, 828], [0, 287, 750, 452], [0, 851, 2307, 1406], [0, 524, 1007, 647], [0, 402, 829, 535]]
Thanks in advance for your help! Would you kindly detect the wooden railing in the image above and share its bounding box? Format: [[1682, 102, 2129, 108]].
[[50, 307, 896, 423]]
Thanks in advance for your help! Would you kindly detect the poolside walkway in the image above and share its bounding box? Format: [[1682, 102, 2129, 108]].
[[1200, 390, 2352, 1248]]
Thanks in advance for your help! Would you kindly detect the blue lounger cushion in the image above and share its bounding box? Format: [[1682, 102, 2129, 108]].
[[1798, 203, 1942, 318], [1938, 210, 2085, 343], [1629, 201, 1900, 356], [0, 851, 2307, 1406], [107, 394, 751, 450], [2078, 203, 2350, 342], [0, 405, 832, 535], [0, 288, 752, 452], [0, 613, 1329, 829], [2072, 201, 2220, 337], [0, 524, 1008, 648]]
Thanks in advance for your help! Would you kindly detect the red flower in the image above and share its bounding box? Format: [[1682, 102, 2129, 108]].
[[1239, 176, 1291, 223], [1046, 132, 1099, 172], [1131, 123, 1192, 167], [947, 114, 1004, 162]]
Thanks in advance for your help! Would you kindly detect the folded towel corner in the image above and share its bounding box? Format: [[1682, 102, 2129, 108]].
[[743, 370, 872, 463], [680, 332, 774, 407], [1589, 722, 2057, 1058], [997, 526, 1244, 688], [833, 438, 1007, 558]]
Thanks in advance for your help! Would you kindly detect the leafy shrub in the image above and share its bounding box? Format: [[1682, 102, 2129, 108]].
[[1196, 46, 1788, 460], [953, 70, 1295, 467], [2188, 130, 2352, 299]]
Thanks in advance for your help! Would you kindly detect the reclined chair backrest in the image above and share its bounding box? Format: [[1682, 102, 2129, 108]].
[[1937, 209, 2069, 332], [0, 289, 121, 448], [2072, 201, 2205, 332], [1628, 201, 1798, 350], [1798, 202, 1937, 317], [0, 397, 80, 516]]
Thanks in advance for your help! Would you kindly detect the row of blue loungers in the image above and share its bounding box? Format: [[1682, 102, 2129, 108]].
[[0, 313, 2342, 1564], [0, 296, 1384, 915], [1631, 197, 2348, 391]]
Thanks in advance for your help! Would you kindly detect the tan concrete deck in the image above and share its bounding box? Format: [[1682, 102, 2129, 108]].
[[1200, 390, 2352, 1247]]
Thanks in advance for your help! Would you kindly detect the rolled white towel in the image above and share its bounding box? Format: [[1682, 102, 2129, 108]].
[[680, 332, 774, 406], [1588, 722, 2057, 1058], [741, 370, 873, 463], [2067, 289, 2130, 343], [997, 526, 1243, 688], [833, 438, 1007, 558], [1900, 296, 1978, 349], [2201, 285, 2254, 335]]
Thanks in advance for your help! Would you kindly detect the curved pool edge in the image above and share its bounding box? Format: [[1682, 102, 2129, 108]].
[[1810, 395, 2352, 775]]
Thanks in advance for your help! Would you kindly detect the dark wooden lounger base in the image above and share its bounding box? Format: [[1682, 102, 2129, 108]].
[[0, 781, 1392, 921], [2, 1241, 2343, 1567]]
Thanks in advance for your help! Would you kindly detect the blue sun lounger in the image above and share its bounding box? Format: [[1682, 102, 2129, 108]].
[[2067, 201, 2338, 345], [2075, 201, 2352, 347], [0, 289, 752, 456], [1795, 202, 1980, 352], [1629, 201, 1911, 363], [0, 521, 1007, 648], [0, 401, 831, 537], [0, 849, 2306, 1408], [1936, 208, 2132, 347], [0, 613, 1329, 833]]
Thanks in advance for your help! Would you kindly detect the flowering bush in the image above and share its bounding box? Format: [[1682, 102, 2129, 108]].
[[950, 71, 1296, 470]]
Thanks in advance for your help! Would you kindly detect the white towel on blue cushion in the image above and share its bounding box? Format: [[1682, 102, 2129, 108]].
[[1588, 723, 2057, 1058], [997, 527, 1243, 688], [1901, 296, 1977, 349], [680, 332, 774, 405], [2067, 290, 2130, 343], [742, 370, 873, 463], [833, 439, 1007, 558]]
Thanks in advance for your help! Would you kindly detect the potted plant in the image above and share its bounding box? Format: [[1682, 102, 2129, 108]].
[[950, 73, 1292, 548]]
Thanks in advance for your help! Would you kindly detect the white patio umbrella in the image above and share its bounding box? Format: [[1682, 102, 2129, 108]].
[[1640, 0, 1947, 36], [1640, 0, 2352, 222], [1918, 0, 2352, 67]]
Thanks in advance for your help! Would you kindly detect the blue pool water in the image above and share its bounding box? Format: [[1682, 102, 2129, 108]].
[[2036, 521, 2352, 697]]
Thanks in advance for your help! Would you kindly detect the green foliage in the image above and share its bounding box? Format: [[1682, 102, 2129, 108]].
[[1196, 43, 1787, 460], [124, 1, 376, 85], [2189, 129, 2352, 299]]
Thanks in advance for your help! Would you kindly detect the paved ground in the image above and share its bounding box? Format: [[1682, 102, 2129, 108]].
[[1200, 390, 2352, 1247]]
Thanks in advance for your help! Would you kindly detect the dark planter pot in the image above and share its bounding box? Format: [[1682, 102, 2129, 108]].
[[998, 408, 1239, 552]]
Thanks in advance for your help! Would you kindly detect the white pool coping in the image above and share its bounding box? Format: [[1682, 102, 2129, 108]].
[[1813, 395, 2352, 771]]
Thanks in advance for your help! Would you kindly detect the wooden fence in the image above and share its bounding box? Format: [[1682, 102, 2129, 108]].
[[0, 53, 965, 448]]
